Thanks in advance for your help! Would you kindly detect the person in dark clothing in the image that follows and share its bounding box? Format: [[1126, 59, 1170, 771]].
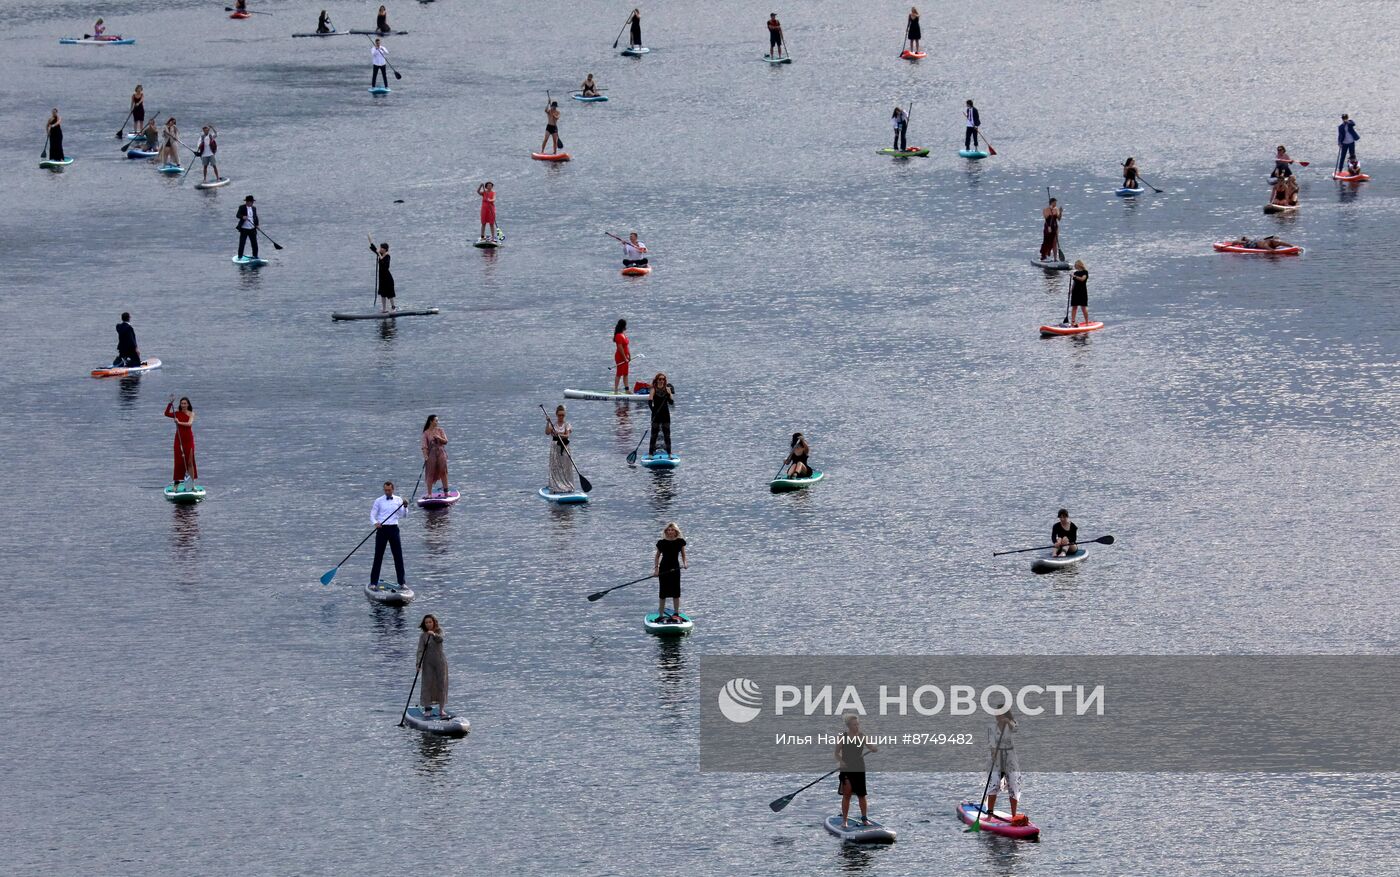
[[964, 99, 981, 150], [891, 105, 909, 151], [836, 713, 879, 828], [1068, 261, 1089, 326], [235, 195, 259, 258], [369, 236, 396, 311], [1337, 113, 1360, 171], [114, 312, 140, 367], [647, 372, 675, 456], [651, 521, 688, 620], [370, 481, 408, 586], [1052, 508, 1078, 556], [629, 8, 642, 48]]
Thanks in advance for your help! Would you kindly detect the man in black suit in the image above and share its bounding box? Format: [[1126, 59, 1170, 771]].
[[115, 312, 140, 367], [235, 195, 259, 258]]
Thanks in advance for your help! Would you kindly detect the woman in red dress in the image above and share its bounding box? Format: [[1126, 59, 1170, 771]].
[[164, 396, 197, 484], [612, 318, 631, 394], [477, 181, 497, 242]]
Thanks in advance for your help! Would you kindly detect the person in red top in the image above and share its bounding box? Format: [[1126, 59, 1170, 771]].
[[476, 181, 497, 242], [613, 318, 632, 394], [164, 396, 197, 486]]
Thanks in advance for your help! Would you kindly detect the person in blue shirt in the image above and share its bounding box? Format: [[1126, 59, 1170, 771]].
[[1337, 114, 1360, 172]]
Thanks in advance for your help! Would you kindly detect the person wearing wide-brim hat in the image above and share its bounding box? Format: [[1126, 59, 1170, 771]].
[[235, 195, 259, 259]]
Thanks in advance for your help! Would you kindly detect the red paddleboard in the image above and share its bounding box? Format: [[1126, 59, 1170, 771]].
[[230, 11, 251, 19], [900, 50, 926, 59], [531, 152, 571, 162], [1332, 172, 1369, 182], [621, 266, 651, 276], [956, 802, 1040, 839], [1039, 321, 1103, 337]]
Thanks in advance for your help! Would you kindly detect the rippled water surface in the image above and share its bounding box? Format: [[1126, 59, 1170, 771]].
[[3, 0, 1398, 874]]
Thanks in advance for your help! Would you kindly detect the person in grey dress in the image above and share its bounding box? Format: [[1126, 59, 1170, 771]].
[[545, 404, 577, 493], [416, 614, 450, 718]]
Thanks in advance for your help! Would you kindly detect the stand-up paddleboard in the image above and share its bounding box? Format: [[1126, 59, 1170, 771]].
[[900, 50, 926, 60], [959, 149, 990, 159], [770, 469, 824, 493], [402, 706, 470, 737], [350, 29, 409, 35], [1212, 241, 1302, 255], [572, 93, 609, 102], [364, 581, 415, 605], [232, 255, 269, 267], [60, 36, 136, 45], [127, 148, 158, 159], [763, 54, 793, 64], [955, 802, 1041, 839], [92, 358, 161, 378], [472, 236, 503, 249], [331, 308, 438, 320], [824, 815, 896, 844], [1030, 548, 1087, 573], [1263, 203, 1298, 214], [644, 610, 693, 636], [39, 158, 74, 169], [230, 11, 251, 19], [531, 151, 571, 162], [538, 486, 589, 504], [1039, 321, 1103, 337], [417, 490, 460, 509], [1115, 186, 1145, 196], [1030, 258, 1071, 270], [877, 146, 930, 157], [563, 388, 649, 402], [621, 46, 650, 56], [369, 86, 392, 95], [1332, 171, 1370, 182], [621, 266, 651, 276], [641, 452, 680, 470], [157, 164, 184, 174], [292, 30, 346, 37], [195, 177, 232, 189], [163, 483, 206, 503]]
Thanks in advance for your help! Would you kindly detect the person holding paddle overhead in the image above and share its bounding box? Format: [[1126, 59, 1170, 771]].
[[964, 99, 981, 151], [545, 405, 577, 494], [784, 433, 812, 478], [628, 8, 642, 49], [891, 105, 909, 151], [1051, 508, 1077, 557], [766, 13, 785, 59], [541, 99, 563, 155], [371, 39, 390, 89], [375, 5, 392, 33], [369, 480, 408, 589], [1068, 261, 1089, 327], [129, 85, 145, 134], [905, 7, 921, 53], [44, 109, 65, 163], [647, 372, 675, 456], [164, 396, 197, 487], [114, 312, 140, 367], [613, 319, 632, 394], [983, 703, 1023, 819], [235, 195, 259, 259], [421, 415, 449, 498], [194, 125, 220, 184], [317, 9, 333, 33], [477, 181, 497, 242], [1122, 157, 1138, 189], [1039, 197, 1062, 262], [836, 712, 878, 828], [415, 614, 452, 718], [652, 522, 688, 621], [580, 73, 601, 98], [1337, 114, 1360, 172], [368, 235, 396, 312]]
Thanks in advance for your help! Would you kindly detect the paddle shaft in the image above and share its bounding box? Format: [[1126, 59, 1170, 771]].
[[365, 34, 402, 78], [769, 767, 841, 812], [540, 405, 592, 493], [257, 227, 284, 250], [626, 422, 651, 463], [320, 486, 415, 583], [968, 725, 1007, 829], [901, 17, 910, 53], [612, 12, 633, 48], [587, 573, 657, 602], [398, 654, 423, 726], [120, 110, 160, 150], [1133, 172, 1164, 193], [116, 106, 134, 137], [992, 534, 1114, 556]]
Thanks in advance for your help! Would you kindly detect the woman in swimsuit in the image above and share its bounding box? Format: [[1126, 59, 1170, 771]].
[[1284, 175, 1299, 206], [1068, 261, 1089, 326], [581, 74, 600, 97], [1122, 157, 1138, 188], [785, 433, 812, 478], [368, 235, 396, 311], [130, 85, 145, 133], [477, 181, 497, 241], [652, 522, 688, 621], [906, 8, 921, 53], [44, 109, 64, 162], [160, 117, 180, 166], [541, 100, 563, 154], [93, 18, 107, 38], [376, 5, 391, 32]]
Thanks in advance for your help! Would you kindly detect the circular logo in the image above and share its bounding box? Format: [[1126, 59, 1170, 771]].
[[717, 677, 762, 724]]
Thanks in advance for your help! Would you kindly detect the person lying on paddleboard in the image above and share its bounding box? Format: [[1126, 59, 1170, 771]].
[[477, 181, 497, 241], [629, 8, 642, 49], [422, 415, 449, 497], [541, 100, 563, 154], [836, 713, 877, 828], [653, 522, 688, 621], [1052, 508, 1077, 557], [194, 125, 219, 183], [766, 13, 785, 58], [1337, 113, 1359, 172], [376, 5, 392, 33], [984, 701, 1023, 818], [416, 614, 452, 718], [906, 7, 921, 53], [613, 319, 632, 394], [891, 105, 909, 152], [370, 481, 408, 588], [1068, 260, 1089, 326], [115, 312, 140, 367], [317, 9, 333, 33], [1122, 157, 1138, 188], [580, 74, 600, 97], [784, 433, 812, 477], [1039, 198, 1062, 261], [1225, 235, 1295, 251], [545, 405, 576, 494], [647, 373, 674, 456], [369, 236, 396, 311]]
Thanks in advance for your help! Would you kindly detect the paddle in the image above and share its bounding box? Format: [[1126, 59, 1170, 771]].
[[115, 106, 134, 138], [900, 17, 910, 55], [586, 573, 657, 602], [120, 112, 160, 150], [605, 351, 643, 376], [365, 34, 403, 79], [769, 767, 841, 813], [625, 424, 651, 465], [1134, 173, 1163, 194], [320, 464, 422, 585], [965, 725, 1007, 832], [40, 131, 48, 160], [612, 11, 634, 49], [540, 405, 592, 494], [992, 534, 1115, 557], [225, 6, 273, 14], [981, 131, 998, 157], [257, 228, 285, 250], [397, 652, 423, 726]]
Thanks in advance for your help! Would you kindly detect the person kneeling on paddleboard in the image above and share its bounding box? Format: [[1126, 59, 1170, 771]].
[[620, 232, 648, 268], [1052, 509, 1077, 557], [1122, 157, 1138, 189], [653, 522, 688, 621], [836, 713, 878, 828], [114, 312, 140, 368], [784, 433, 812, 477], [984, 703, 1023, 818], [376, 5, 392, 33]]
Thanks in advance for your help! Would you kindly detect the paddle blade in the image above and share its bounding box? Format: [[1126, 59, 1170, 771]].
[[320, 567, 338, 585], [1095, 535, 1116, 545], [626, 450, 638, 465], [578, 474, 593, 494], [769, 793, 796, 813], [393, 70, 402, 80], [586, 591, 605, 602], [964, 819, 982, 833], [988, 145, 998, 156]]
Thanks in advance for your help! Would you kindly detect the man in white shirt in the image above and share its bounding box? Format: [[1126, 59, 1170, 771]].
[[964, 99, 981, 150], [371, 39, 389, 89], [370, 480, 408, 587], [622, 232, 648, 268]]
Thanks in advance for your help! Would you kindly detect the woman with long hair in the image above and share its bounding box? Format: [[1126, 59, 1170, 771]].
[[163, 396, 197, 487], [416, 614, 451, 718], [421, 415, 449, 497], [545, 405, 576, 493], [612, 319, 631, 394], [648, 372, 674, 456], [652, 522, 688, 620]]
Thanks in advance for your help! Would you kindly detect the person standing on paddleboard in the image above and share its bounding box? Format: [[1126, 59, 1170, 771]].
[[541, 100, 563, 155], [629, 8, 642, 49], [906, 8, 921, 53], [891, 105, 909, 152], [1122, 157, 1138, 189], [784, 433, 812, 478], [1068, 261, 1089, 327], [1051, 508, 1077, 557], [421, 415, 449, 498], [613, 319, 632, 394], [1039, 198, 1062, 262], [1337, 114, 1360, 172], [194, 125, 219, 184], [647, 372, 674, 456], [766, 13, 785, 58], [129, 85, 145, 134], [545, 405, 576, 494], [159, 117, 179, 167], [371, 39, 390, 89], [416, 614, 452, 718], [317, 9, 333, 33], [45, 109, 65, 163], [114, 312, 140, 367], [376, 5, 392, 33], [984, 704, 1023, 818], [370, 481, 408, 588], [836, 713, 878, 828], [653, 522, 688, 621], [964, 99, 981, 151], [476, 182, 497, 242], [235, 195, 259, 259], [164, 396, 197, 488], [369, 236, 396, 312]]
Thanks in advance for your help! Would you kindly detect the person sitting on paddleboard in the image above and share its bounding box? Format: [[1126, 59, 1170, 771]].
[[45, 109, 65, 163], [647, 372, 674, 456], [1273, 145, 1299, 179], [477, 181, 497, 241], [984, 702, 1023, 819], [621, 232, 648, 268], [194, 125, 219, 183], [1122, 157, 1138, 189], [1284, 175, 1299, 206], [891, 105, 909, 152], [159, 117, 179, 167], [1039, 198, 1062, 262], [1051, 509, 1077, 557], [376, 5, 391, 33], [416, 614, 451, 718], [784, 433, 812, 478], [370, 481, 408, 589], [541, 100, 563, 154], [130, 85, 145, 133], [545, 405, 576, 494], [1268, 177, 1288, 206], [115, 312, 140, 367], [836, 712, 877, 828], [371, 39, 389, 88], [317, 9, 333, 33], [1337, 114, 1359, 172], [906, 7, 921, 53], [93, 18, 106, 38], [165, 396, 197, 487], [629, 8, 642, 49], [422, 414, 449, 497], [369, 235, 396, 311], [140, 116, 159, 152], [1067, 260, 1089, 326], [653, 522, 688, 621], [1344, 157, 1363, 177], [613, 319, 632, 394], [964, 99, 981, 151], [766, 13, 785, 58], [580, 73, 600, 97]]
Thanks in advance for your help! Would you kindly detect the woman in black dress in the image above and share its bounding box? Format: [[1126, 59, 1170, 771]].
[[647, 372, 674, 457], [629, 8, 642, 48], [45, 109, 65, 161], [1068, 260, 1089, 326], [906, 8, 922, 53], [652, 522, 688, 621], [369, 235, 396, 311]]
